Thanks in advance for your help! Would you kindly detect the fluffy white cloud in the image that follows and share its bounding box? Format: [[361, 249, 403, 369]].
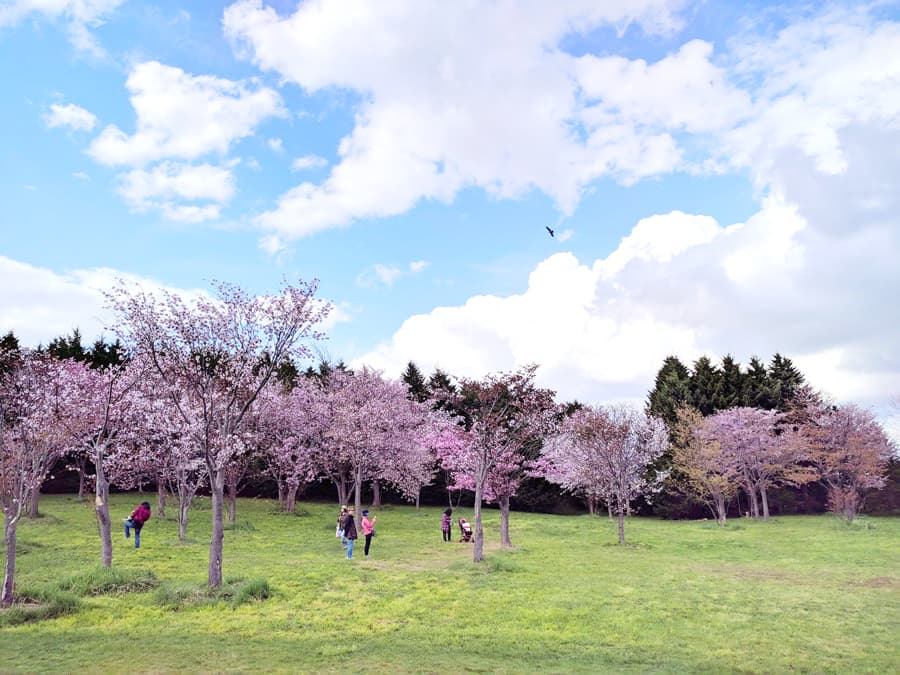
[[356, 188, 900, 410], [0, 0, 124, 55], [223, 0, 692, 241], [348, 6, 900, 416], [87, 61, 285, 167], [117, 161, 235, 223], [0, 256, 206, 347], [267, 137, 283, 153], [43, 103, 97, 131], [0, 255, 350, 347]]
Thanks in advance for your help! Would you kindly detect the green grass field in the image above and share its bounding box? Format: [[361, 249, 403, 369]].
[[1, 494, 898, 673]]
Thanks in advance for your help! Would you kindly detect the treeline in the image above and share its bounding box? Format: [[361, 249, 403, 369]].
[[4, 329, 898, 519]]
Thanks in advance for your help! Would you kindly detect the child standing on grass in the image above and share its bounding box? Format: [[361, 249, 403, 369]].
[[362, 509, 377, 557], [124, 501, 151, 549], [441, 507, 452, 542], [344, 507, 358, 559]]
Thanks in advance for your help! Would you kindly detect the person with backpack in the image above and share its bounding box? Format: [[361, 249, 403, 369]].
[[124, 501, 152, 549]]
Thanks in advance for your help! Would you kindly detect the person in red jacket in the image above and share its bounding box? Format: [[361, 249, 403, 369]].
[[124, 501, 152, 549]]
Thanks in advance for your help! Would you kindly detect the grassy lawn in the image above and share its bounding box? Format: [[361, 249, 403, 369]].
[[1, 494, 898, 673]]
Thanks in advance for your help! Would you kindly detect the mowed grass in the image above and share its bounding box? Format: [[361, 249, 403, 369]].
[[1, 494, 898, 673]]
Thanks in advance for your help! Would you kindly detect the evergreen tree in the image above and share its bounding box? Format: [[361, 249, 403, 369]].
[[47, 329, 87, 362], [646, 356, 692, 428], [0, 330, 21, 375], [689, 356, 720, 416], [714, 354, 745, 411], [86, 337, 126, 369], [743, 356, 777, 409], [768, 353, 804, 410], [401, 361, 429, 402]]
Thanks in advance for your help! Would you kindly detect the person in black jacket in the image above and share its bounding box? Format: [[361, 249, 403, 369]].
[[343, 507, 358, 559]]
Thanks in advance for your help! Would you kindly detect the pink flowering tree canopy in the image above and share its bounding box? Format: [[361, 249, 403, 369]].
[[538, 404, 667, 544], [107, 278, 330, 587]]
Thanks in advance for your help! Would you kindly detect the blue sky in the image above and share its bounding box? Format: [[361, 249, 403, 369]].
[[2, 1, 899, 432]]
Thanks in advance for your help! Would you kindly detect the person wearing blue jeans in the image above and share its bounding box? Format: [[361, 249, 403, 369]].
[[343, 507, 358, 559], [124, 501, 151, 549]]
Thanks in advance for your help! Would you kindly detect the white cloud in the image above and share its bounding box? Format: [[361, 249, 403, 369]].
[[223, 0, 692, 241], [0, 0, 124, 56], [291, 154, 328, 171], [267, 137, 283, 153], [87, 61, 285, 167], [356, 188, 900, 411], [73, 171, 90, 180], [408, 260, 429, 274], [43, 103, 97, 131], [0, 255, 349, 348], [117, 161, 234, 223], [557, 229, 574, 242], [0, 256, 205, 347]]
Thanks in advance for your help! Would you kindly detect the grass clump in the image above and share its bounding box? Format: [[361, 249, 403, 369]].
[[0, 587, 80, 626], [55, 566, 159, 596], [153, 577, 270, 610]]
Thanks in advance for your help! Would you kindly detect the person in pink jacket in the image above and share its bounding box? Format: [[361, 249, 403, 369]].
[[361, 509, 377, 557]]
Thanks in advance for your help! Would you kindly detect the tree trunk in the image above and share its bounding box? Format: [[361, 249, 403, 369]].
[[2, 514, 17, 607], [372, 480, 382, 508], [473, 482, 484, 563], [178, 497, 190, 541], [208, 468, 225, 588], [586, 495, 596, 516], [277, 481, 286, 509], [94, 463, 112, 568], [617, 503, 626, 544], [78, 455, 87, 501], [415, 489, 420, 510], [715, 495, 727, 526], [499, 495, 512, 548], [284, 484, 298, 513], [607, 501, 613, 521], [156, 483, 166, 519], [227, 481, 237, 523], [746, 483, 759, 518], [336, 476, 350, 506], [760, 486, 770, 521], [353, 469, 362, 522], [27, 488, 40, 518]]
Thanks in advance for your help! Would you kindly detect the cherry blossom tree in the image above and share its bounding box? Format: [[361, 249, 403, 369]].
[[671, 406, 740, 525], [804, 403, 895, 521], [0, 351, 74, 605], [705, 407, 812, 520], [63, 360, 144, 567], [538, 404, 667, 544], [254, 379, 322, 514], [108, 279, 329, 587], [441, 366, 554, 561]]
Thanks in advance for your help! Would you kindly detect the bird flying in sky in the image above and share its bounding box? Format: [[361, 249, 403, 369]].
[[546, 226, 555, 237]]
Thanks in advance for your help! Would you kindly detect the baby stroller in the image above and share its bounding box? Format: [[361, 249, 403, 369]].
[[458, 517, 473, 543]]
